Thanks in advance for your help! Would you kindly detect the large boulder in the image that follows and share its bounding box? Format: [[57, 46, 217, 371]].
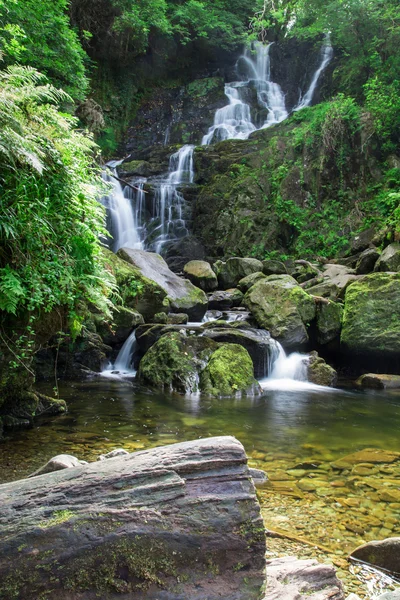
[[238, 272, 266, 293], [322, 264, 360, 295], [355, 247, 380, 275], [183, 260, 218, 291], [97, 305, 144, 346], [355, 373, 400, 390], [202, 327, 275, 378], [138, 331, 215, 393], [217, 258, 264, 290], [262, 260, 287, 276], [244, 276, 316, 348], [0, 437, 266, 600], [200, 344, 261, 397], [118, 248, 208, 321], [341, 273, 400, 359], [374, 243, 400, 272], [350, 538, 400, 577]]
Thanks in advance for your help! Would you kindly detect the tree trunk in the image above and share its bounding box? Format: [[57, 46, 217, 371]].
[[0, 436, 266, 600]]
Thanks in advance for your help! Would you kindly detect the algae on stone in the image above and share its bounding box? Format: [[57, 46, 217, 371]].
[[201, 344, 260, 397]]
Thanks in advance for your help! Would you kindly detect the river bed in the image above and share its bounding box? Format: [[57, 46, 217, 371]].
[[1, 379, 400, 596]]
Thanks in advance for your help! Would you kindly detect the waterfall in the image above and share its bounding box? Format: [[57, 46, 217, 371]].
[[268, 341, 308, 381], [294, 35, 333, 111], [101, 330, 138, 378], [101, 163, 144, 252], [202, 84, 256, 144], [152, 144, 193, 253]]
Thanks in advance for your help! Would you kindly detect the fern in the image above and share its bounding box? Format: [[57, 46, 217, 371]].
[[0, 266, 26, 314]]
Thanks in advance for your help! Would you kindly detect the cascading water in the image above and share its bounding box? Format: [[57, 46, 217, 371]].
[[101, 162, 145, 252], [152, 144, 193, 253], [101, 330, 138, 378], [294, 34, 333, 111]]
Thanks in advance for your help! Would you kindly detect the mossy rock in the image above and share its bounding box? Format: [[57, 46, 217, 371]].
[[238, 272, 266, 292], [374, 243, 400, 273], [183, 260, 218, 292], [118, 160, 151, 177], [316, 300, 343, 345], [103, 248, 169, 320], [138, 332, 217, 394], [218, 258, 264, 290], [200, 344, 261, 397], [96, 305, 144, 346], [244, 276, 316, 347], [341, 273, 400, 358], [307, 352, 337, 387], [262, 260, 287, 276]]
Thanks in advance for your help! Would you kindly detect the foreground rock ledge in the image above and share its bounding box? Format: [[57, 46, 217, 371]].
[[0, 436, 266, 600]]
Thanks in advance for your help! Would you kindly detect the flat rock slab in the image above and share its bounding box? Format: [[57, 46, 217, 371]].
[[264, 556, 345, 599], [356, 374, 400, 390], [332, 448, 400, 469], [0, 436, 266, 600]]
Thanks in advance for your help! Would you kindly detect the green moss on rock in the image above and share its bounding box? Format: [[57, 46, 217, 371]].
[[200, 344, 260, 397]]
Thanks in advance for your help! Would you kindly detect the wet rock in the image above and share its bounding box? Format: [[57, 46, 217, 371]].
[[244, 276, 316, 348], [262, 260, 287, 276], [118, 248, 208, 321], [202, 326, 275, 378], [167, 313, 189, 325], [118, 159, 152, 177], [316, 300, 343, 345], [183, 260, 218, 292], [264, 556, 345, 599], [356, 374, 400, 390], [350, 537, 400, 577], [163, 236, 207, 273], [238, 272, 266, 292], [249, 468, 268, 486], [201, 344, 261, 397], [208, 289, 244, 310], [341, 273, 400, 360], [0, 436, 266, 600], [98, 305, 144, 346], [217, 257, 264, 290], [28, 454, 87, 478], [355, 248, 380, 275], [307, 353, 337, 387], [98, 449, 129, 461], [374, 243, 400, 273], [153, 312, 168, 324], [332, 449, 400, 469]]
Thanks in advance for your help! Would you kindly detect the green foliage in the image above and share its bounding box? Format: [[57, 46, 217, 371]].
[[0, 66, 114, 323], [0, 0, 88, 101]]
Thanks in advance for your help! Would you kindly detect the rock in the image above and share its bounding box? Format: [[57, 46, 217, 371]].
[[262, 260, 287, 276], [167, 313, 189, 325], [208, 289, 244, 310], [98, 305, 144, 346], [0, 436, 266, 600], [316, 300, 343, 345], [322, 264, 360, 294], [118, 159, 152, 177], [204, 309, 223, 321], [183, 260, 218, 291], [118, 248, 208, 321], [376, 591, 400, 600], [356, 374, 400, 390], [374, 243, 400, 272], [202, 327, 275, 378], [103, 248, 169, 320], [201, 344, 261, 397], [307, 352, 337, 387], [57, 329, 111, 379], [351, 227, 376, 253], [249, 468, 268, 486], [238, 272, 267, 292], [162, 235, 206, 273], [138, 331, 217, 393], [341, 273, 400, 359], [264, 556, 345, 599], [244, 276, 316, 348], [355, 248, 380, 275], [98, 449, 129, 461], [307, 282, 340, 300], [218, 257, 264, 290], [350, 537, 400, 577], [332, 449, 400, 469], [153, 312, 168, 324], [135, 324, 173, 353], [28, 454, 87, 478], [293, 261, 321, 284]]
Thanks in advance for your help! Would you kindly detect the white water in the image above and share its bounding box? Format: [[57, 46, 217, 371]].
[[101, 330, 138, 379], [294, 35, 333, 111], [101, 163, 145, 252], [153, 144, 194, 253]]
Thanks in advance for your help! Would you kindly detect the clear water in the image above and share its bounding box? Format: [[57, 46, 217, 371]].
[[1, 379, 400, 560]]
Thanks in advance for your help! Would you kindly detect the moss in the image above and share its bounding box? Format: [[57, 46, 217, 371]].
[[200, 344, 259, 397], [186, 77, 224, 99], [341, 273, 400, 356]]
